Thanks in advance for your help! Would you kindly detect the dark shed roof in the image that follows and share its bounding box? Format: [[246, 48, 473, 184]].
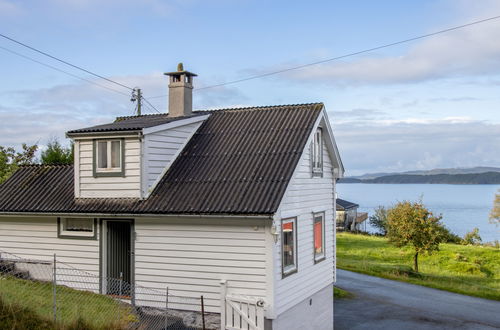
[[0, 103, 323, 215], [336, 198, 359, 211]]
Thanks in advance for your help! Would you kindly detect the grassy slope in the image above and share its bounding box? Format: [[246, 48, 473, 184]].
[[333, 287, 353, 299], [337, 233, 500, 300], [0, 277, 134, 329]]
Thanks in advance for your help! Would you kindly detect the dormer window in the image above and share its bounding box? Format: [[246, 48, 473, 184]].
[[93, 139, 124, 177], [311, 128, 323, 177]]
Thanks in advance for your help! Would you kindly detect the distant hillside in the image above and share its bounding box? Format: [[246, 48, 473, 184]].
[[339, 171, 500, 184], [351, 166, 500, 180]]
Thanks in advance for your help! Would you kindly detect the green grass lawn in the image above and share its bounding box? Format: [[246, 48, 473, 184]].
[[334, 286, 353, 299], [337, 232, 500, 301], [0, 276, 135, 329]]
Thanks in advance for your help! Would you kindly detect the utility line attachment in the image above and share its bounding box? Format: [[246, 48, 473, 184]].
[[131, 88, 142, 115]]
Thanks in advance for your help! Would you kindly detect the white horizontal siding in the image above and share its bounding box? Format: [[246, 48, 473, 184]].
[[134, 218, 268, 313], [78, 138, 141, 198], [0, 216, 100, 291], [274, 127, 335, 316], [142, 121, 202, 195]]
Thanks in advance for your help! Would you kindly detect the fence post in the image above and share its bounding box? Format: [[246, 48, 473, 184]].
[[164, 287, 169, 329], [119, 272, 123, 297], [220, 280, 227, 330], [52, 253, 57, 323], [201, 295, 206, 330]]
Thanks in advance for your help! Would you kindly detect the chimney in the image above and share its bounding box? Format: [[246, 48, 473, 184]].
[[164, 63, 197, 117]]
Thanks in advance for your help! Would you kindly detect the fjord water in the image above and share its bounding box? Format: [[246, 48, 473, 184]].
[[337, 184, 500, 243]]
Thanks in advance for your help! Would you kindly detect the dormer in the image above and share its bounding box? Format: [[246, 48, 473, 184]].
[[66, 64, 209, 199]]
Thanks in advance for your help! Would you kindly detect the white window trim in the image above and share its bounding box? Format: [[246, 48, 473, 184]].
[[281, 217, 298, 277], [58, 218, 97, 240], [313, 212, 326, 263], [96, 140, 122, 173], [312, 128, 323, 176]]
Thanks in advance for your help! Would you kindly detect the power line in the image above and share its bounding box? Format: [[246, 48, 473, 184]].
[[0, 45, 130, 97], [148, 14, 500, 98], [141, 96, 161, 114], [0, 32, 134, 91]]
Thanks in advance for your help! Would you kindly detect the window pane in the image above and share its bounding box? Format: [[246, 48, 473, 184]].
[[111, 140, 121, 168], [64, 218, 93, 232], [283, 221, 295, 268], [314, 218, 323, 256], [97, 141, 107, 168]]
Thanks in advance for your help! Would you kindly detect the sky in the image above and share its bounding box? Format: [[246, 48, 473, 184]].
[[0, 0, 499, 175]]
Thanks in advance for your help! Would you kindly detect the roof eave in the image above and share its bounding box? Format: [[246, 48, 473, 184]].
[[66, 130, 143, 139], [0, 211, 274, 220]]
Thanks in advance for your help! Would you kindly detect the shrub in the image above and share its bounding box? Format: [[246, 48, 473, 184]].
[[441, 226, 462, 244], [462, 228, 482, 245], [368, 206, 388, 235]]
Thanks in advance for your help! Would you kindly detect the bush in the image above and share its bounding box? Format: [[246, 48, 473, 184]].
[[462, 228, 482, 245], [368, 206, 388, 235], [441, 226, 462, 244]]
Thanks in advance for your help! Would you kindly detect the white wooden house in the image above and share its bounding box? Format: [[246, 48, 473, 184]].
[[0, 65, 344, 330]]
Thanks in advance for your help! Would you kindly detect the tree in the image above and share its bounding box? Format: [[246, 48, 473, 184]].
[[490, 191, 500, 226], [387, 200, 446, 272], [368, 206, 388, 235], [41, 139, 73, 165], [0, 144, 38, 184]]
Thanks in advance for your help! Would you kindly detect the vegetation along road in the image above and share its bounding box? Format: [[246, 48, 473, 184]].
[[336, 233, 499, 300]]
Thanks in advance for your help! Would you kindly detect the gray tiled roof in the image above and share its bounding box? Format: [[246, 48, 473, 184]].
[[0, 103, 324, 215]]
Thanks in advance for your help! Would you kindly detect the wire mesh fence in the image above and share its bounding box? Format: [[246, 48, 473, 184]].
[[0, 250, 218, 329]]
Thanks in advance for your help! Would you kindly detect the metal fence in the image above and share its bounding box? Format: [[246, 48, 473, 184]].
[[0, 250, 218, 329]]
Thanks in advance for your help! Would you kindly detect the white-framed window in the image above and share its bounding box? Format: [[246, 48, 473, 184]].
[[58, 218, 97, 239], [281, 217, 297, 277], [313, 212, 326, 263], [311, 128, 323, 177], [93, 139, 124, 177]]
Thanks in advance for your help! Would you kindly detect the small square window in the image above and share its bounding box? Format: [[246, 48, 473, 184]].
[[282, 217, 297, 277], [311, 128, 323, 177], [313, 213, 326, 263], [93, 139, 124, 177], [58, 218, 96, 239]]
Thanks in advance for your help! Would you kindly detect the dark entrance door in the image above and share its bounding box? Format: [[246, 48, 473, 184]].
[[106, 221, 132, 296]]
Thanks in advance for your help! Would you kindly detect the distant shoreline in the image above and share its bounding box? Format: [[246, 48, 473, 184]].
[[338, 172, 500, 184]]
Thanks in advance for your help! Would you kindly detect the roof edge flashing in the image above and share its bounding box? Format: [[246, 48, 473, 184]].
[[142, 114, 210, 135]]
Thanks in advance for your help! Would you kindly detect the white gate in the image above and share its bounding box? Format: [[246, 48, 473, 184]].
[[220, 281, 266, 330]]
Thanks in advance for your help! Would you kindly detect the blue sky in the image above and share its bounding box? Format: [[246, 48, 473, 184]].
[[1, 0, 499, 175]]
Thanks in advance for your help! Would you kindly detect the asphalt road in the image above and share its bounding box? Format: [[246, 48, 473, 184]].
[[334, 269, 500, 330]]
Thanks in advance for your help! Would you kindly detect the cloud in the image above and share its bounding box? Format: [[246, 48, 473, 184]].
[[0, 0, 21, 17], [332, 117, 500, 175], [0, 71, 247, 149], [45, 0, 177, 16], [329, 109, 387, 121], [428, 96, 479, 103], [279, 1, 500, 85]]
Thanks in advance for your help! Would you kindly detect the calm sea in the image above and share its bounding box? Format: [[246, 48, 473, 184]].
[[336, 184, 500, 243]]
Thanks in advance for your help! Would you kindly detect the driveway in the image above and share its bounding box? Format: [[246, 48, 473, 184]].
[[334, 269, 500, 330]]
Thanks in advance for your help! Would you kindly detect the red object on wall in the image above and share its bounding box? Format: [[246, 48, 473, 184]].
[[314, 221, 322, 250]]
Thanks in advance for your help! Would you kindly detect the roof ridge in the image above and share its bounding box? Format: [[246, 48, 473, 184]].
[[114, 110, 209, 122], [198, 102, 324, 113], [114, 113, 168, 122], [19, 164, 73, 168]]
